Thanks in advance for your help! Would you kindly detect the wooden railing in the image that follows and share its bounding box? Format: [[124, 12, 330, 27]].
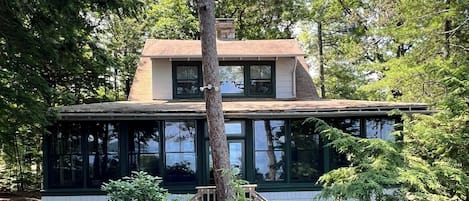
[[189, 184, 268, 201]]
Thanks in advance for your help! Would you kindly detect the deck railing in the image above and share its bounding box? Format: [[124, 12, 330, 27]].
[[189, 184, 268, 201]]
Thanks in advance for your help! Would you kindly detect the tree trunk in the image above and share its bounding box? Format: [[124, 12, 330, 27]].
[[197, 0, 235, 200], [318, 22, 326, 98]]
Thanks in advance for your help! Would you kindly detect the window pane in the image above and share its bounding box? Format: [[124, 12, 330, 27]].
[[176, 66, 200, 96], [250, 65, 271, 79], [165, 153, 196, 182], [87, 122, 120, 187], [208, 141, 245, 183], [48, 122, 83, 188], [366, 118, 395, 140], [328, 118, 361, 136], [254, 120, 286, 182], [250, 80, 272, 95], [177, 66, 198, 80], [164, 120, 197, 183], [250, 65, 272, 95], [224, 121, 244, 136], [165, 121, 196, 152], [290, 120, 322, 182], [129, 122, 161, 176], [327, 118, 361, 169], [219, 65, 244, 94], [255, 151, 285, 182]]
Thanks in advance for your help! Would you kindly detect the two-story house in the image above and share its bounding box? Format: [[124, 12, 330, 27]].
[[42, 19, 429, 201]]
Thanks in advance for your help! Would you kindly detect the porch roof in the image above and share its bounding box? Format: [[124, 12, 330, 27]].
[[55, 100, 430, 120]]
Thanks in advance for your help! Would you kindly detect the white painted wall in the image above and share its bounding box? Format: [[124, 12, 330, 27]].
[[152, 58, 173, 100], [150, 58, 296, 100], [275, 58, 294, 99]]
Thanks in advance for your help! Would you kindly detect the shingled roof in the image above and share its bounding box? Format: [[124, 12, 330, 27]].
[[141, 39, 304, 58], [57, 100, 430, 120]]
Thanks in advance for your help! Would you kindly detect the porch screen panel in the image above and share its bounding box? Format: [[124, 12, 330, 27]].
[[87, 122, 120, 187], [328, 118, 361, 169], [254, 120, 286, 182], [290, 119, 323, 182], [164, 120, 197, 183], [129, 121, 160, 176], [48, 122, 83, 187]]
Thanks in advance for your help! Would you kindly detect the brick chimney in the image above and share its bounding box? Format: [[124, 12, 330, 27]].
[[215, 18, 235, 40]]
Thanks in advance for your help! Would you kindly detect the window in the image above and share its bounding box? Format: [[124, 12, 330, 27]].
[[87, 122, 120, 187], [207, 121, 245, 183], [48, 122, 83, 188], [129, 122, 161, 176], [45, 116, 401, 192], [290, 119, 323, 182], [327, 118, 361, 169], [366, 118, 396, 140], [219, 65, 245, 95], [173, 63, 202, 98], [250, 65, 273, 95], [254, 120, 286, 182], [164, 120, 197, 183], [173, 61, 275, 98]]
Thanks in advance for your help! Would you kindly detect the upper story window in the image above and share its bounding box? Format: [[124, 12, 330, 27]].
[[173, 63, 203, 98], [173, 61, 275, 99]]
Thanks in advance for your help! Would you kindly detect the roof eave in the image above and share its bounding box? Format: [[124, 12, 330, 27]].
[[140, 54, 305, 59]]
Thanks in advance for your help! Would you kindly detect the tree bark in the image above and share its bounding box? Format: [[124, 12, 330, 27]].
[[318, 22, 326, 98], [197, 0, 235, 200]]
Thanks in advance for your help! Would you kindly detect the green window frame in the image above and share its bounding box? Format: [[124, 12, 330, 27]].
[[44, 116, 401, 193], [128, 121, 161, 176], [172, 62, 203, 99], [172, 61, 275, 99], [164, 120, 198, 184]]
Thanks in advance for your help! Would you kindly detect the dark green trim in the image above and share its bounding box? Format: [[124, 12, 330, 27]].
[[119, 122, 129, 177], [172, 61, 203, 99], [172, 61, 276, 99], [245, 120, 254, 182], [44, 116, 401, 194], [41, 189, 107, 196]]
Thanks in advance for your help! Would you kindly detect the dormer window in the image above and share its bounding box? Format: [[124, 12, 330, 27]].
[[173, 61, 275, 99], [173, 62, 203, 98]]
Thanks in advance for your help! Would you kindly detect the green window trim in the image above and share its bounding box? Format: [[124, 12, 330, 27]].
[[172, 61, 276, 99]]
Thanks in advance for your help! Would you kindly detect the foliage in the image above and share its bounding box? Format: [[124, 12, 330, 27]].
[[0, 0, 141, 191], [306, 118, 403, 201], [223, 168, 251, 201], [212, 0, 308, 39], [101, 171, 168, 201], [308, 102, 469, 200], [299, 0, 469, 102]]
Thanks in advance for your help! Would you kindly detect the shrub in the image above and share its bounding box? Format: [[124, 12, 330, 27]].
[[101, 171, 168, 201]]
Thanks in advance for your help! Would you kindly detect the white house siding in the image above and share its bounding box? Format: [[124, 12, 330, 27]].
[[152, 58, 173, 100], [42, 195, 108, 201], [275, 58, 294, 99], [42, 192, 325, 201]]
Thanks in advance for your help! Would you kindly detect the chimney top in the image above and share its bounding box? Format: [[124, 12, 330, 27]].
[[215, 18, 235, 40]]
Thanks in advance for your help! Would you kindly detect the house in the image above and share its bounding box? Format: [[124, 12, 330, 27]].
[[42, 19, 429, 201]]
